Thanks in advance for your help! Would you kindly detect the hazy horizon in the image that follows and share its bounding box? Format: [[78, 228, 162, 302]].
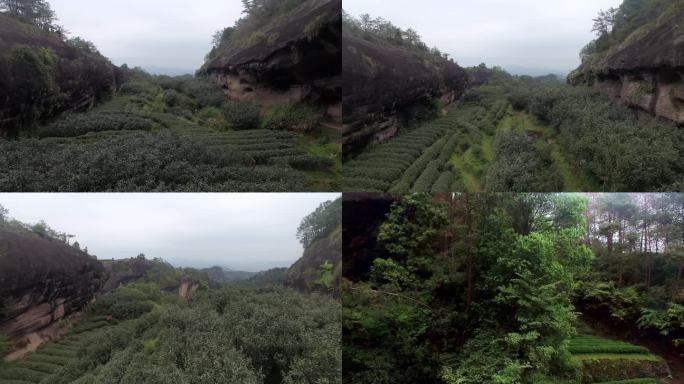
[[0, 193, 340, 272], [49, 0, 245, 74], [343, 0, 623, 75]]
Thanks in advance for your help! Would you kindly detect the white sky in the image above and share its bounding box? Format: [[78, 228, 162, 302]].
[[344, 0, 623, 75], [49, 0, 245, 74], [0, 193, 340, 272]]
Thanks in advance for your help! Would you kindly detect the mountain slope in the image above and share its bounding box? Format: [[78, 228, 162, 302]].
[[286, 224, 341, 294]]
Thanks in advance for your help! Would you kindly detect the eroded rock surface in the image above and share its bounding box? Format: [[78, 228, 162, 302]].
[[0, 227, 105, 352], [570, 14, 684, 124], [205, 0, 341, 121]]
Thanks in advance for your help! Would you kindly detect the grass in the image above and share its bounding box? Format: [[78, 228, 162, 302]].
[[296, 134, 341, 191], [569, 334, 666, 384]]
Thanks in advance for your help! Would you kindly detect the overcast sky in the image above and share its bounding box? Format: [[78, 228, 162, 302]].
[[50, 0, 245, 75], [344, 0, 623, 75], [0, 193, 339, 272]]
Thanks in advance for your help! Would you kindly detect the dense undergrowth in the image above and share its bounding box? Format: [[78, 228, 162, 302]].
[[343, 70, 683, 192], [0, 70, 339, 191], [343, 193, 683, 384]]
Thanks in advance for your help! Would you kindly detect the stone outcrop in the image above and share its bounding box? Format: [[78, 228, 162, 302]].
[[570, 13, 684, 124], [178, 278, 200, 298], [285, 225, 341, 294], [0, 227, 105, 354], [205, 0, 341, 122], [342, 30, 468, 155]]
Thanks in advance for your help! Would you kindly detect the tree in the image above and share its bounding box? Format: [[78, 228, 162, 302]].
[[296, 198, 341, 248], [592, 7, 617, 36], [0, 204, 8, 223], [0, 0, 58, 32]]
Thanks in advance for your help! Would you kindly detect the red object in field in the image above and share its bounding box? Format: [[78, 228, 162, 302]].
[[105, 315, 113, 321]]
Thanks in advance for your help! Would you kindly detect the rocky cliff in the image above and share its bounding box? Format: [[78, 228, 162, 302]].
[[0, 14, 121, 136], [204, 0, 341, 122], [342, 29, 468, 155], [341, 193, 397, 281], [285, 225, 341, 294], [0, 227, 105, 355], [569, 12, 684, 124]]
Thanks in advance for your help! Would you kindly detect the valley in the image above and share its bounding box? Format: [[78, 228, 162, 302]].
[[342, 0, 684, 192], [0, 195, 342, 383], [0, 0, 342, 192]]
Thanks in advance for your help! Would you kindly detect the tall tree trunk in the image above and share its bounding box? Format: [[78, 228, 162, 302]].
[[465, 193, 473, 314]]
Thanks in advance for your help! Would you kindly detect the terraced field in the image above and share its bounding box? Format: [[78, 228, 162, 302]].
[[343, 95, 598, 192], [343, 104, 504, 192], [569, 335, 669, 384], [0, 91, 339, 192], [0, 316, 130, 384]]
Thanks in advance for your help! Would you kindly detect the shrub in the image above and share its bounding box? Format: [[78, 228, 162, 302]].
[[36, 111, 153, 138], [262, 103, 320, 132], [162, 89, 180, 107], [223, 100, 261, 130]]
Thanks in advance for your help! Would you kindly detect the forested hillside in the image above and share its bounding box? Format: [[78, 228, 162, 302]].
[[343, 193, 684, 384], [0, 0, 340, 191]]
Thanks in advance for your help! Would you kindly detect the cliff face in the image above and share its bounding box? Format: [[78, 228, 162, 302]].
[[0, 227, 105, 353], [0, 14, 121, 136], [205, 0, 341, 121], [342, 30, 468, 155], [285, 225, 341, 294], [341, 193, 397, 282], [569, 13, 684, 124]]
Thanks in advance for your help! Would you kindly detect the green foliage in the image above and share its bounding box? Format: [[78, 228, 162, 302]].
[[262, 103, 320, 132], [638, 304, 684, 338], [343, 11, 449, 61], [35, 111, 152, 138], [345, 193, 594, 383], [574, 281, 641, 323], [296, 197, 341, 248], [87, 283, 158, 319], [314, 260, 334, 289], [0, 282, 340, 383], [0, 332, 9, 356], [485, 131, 562, 192], [0, 130, 306, 191], [507, 78, 682, 191], [223, 100, 261, 130]]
